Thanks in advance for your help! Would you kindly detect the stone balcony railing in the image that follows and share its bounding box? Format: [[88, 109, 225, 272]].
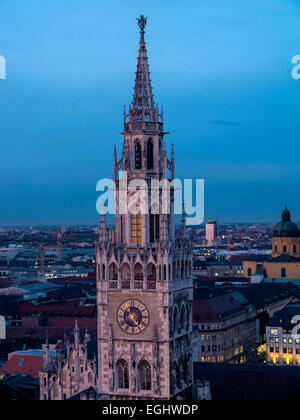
[[107, 280, 158, 291], [100, 278, 193, 292]]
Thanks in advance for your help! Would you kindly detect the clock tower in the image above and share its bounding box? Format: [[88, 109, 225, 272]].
[[96, 16, 194, 400]]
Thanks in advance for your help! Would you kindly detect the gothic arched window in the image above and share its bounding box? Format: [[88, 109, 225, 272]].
[[134, 263, 144, 281], [147, 139, 154, 170], [116, 359, 129, 389], [135, 141, 142, 170], [121, 263, 131, 281], [180, 305, 186, 332], [173, 307, 178, 334], [138, 360, 151, 391], [150, 215, 159, 243], [102, 264, 106, 280], [109, 263, 118, 281], [121, 263, 131, 289], [146, 263, 156, 282]]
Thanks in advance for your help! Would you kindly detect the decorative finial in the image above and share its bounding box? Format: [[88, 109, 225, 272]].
[[137, 15, 147, 32], [282, 205, 291, 222]]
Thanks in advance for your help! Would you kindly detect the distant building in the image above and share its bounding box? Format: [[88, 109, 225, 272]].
[[206, 260, 244, 277], [266, 303, 300, 366], [273, 206, 300, 258], [243, 207, 300, 279], [206, 221, 217, 247], [193, 283, 296, 344], [192, 294, 257, 363]]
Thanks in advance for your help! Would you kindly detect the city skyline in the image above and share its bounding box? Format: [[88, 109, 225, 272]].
[[1, 6, 300, 403], [1, 0, 300, 225]]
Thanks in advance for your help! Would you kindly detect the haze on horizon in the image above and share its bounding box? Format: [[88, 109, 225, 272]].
[[0, 0, 300, 226]]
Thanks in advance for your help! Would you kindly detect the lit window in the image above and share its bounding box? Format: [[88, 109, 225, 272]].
[[131, 214, 142, 244]]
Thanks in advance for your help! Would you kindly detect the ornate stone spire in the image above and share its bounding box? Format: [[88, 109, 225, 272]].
[[129, 15, 156, 123], [74, 320, 80, 350], [84, 328, 91, 345], [41, 333, 55, 373], [99, 204, 107, 242]]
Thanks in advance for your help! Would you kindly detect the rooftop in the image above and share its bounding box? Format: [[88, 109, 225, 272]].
[[267, 303, 300, 329], [0, 352, 56, 379], [193, 294, 244, 323]]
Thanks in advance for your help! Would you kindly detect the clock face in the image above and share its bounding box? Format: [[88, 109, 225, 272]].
[[117, 300, 150, 335]]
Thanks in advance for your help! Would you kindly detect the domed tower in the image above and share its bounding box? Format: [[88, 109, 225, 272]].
[[272, 206, 300, 258]]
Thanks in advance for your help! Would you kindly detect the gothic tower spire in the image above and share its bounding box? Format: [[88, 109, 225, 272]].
[[41, 333, 55, 373], [96, 16, 193, 401], [130, 15, 156, 123]]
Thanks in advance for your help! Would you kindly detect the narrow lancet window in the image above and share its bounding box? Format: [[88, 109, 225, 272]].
[[135, 141, 142, 170], [147, 139, 154, 170]]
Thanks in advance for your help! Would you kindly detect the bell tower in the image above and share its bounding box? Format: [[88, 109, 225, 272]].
[[96, 16, 194, 400]]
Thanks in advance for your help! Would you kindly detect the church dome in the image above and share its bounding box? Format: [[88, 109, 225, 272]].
[[273, 206, 300, 238]]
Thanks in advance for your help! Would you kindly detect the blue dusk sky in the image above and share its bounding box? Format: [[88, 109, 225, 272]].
[[0, 0, 300, 225]]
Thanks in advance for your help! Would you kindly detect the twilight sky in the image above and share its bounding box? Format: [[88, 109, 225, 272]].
[[0, 0, 300, 225]]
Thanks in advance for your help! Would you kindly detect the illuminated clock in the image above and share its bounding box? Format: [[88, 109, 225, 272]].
[[117, 300, 150, 335]]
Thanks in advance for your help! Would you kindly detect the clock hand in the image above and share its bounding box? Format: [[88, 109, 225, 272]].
[[128, 311, 139, 326]]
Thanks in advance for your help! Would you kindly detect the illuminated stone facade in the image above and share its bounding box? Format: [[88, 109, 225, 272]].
[[96, 16, 194, 400]]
